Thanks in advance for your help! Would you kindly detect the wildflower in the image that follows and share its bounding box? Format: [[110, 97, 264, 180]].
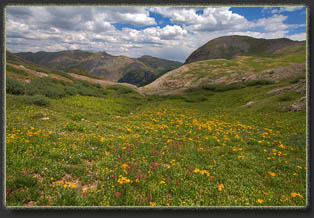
[[268, 172, 276, 177], [160, 181, 166, 185], [256, 199, 263, 204], [193, 168, 200, 173], [291, 192, 303, 198], [149, 202, 156, 206], [114, 192, 122, 197], [117, 175, 132, 184], [218, 184, 224, 191], [121, 163, 128, 168]]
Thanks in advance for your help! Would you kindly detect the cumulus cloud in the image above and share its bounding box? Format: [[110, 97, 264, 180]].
[[150, 7, 249, 32]]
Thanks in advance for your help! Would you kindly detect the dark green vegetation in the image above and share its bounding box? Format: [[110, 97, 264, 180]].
[[185, 35, 305, 64], [13, 50, 182, 87]]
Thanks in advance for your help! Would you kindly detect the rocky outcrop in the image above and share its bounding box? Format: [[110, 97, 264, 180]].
[[290, 97, 306, 112]]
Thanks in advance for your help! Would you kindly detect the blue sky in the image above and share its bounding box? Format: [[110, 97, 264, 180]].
[[6, 6, 306, 62]]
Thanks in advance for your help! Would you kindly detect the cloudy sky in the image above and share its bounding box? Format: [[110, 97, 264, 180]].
[[6, 6, 306, 62]]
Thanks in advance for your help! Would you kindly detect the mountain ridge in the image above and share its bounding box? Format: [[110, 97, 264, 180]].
[[13, 50, 182, 87], [185, 35, 305, 64]]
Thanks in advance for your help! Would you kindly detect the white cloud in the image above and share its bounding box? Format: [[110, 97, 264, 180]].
[[227, 30, 289, 39], [288, 32, 306, 41], [254, 14, 289, 31], [263, 6, 304, 14], [150, 7, 248, 33], [116, 12, 156, 26]]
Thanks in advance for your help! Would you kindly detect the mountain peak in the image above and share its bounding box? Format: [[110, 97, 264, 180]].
[[185, 35, 304, 64]]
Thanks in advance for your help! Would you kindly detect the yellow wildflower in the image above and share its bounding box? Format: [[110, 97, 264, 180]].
[[256, 199, 263, 204], [218, 184, 224, 191]]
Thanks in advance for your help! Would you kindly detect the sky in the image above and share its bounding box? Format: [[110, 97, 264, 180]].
[[6, 6, 306, 62]]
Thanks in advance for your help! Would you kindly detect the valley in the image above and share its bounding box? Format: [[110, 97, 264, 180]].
[[5, 35, 307, 207]]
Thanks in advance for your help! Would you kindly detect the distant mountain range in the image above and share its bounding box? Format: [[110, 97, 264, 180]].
[[13, 50, 182, 87], [8, 35, 305, 91]]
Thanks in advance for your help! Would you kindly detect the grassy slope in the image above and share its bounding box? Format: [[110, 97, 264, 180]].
[[142, 44, 306, 94], [6, 82, 306, 206]]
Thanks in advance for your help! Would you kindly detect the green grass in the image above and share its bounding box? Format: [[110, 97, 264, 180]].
[[6, 81, 306, 207]]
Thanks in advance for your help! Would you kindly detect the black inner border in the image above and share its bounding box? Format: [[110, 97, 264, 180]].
[[0, 0, 312, 217]]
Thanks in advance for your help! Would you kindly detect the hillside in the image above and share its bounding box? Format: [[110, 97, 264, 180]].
[[14, 50, 182, 87], [142, 39, 306, 96], [6, 50, 142, 98], [185, 35, 305, 64]]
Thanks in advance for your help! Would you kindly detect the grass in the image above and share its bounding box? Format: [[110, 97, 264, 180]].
[[6, 82, 306, 207]]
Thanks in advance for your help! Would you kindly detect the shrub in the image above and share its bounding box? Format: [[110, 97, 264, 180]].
[[290, 75, 306, 84], [6, 77, 25, 95], [198, 82, 246, 92], [106, 85, 135, 94], [25, 77, 66, 98], [277, 94, 295, 102], [21, 95, 50, 106], [64, 86, 78, 96], [41, 85, 66, 99], [25, 83, 41, 96], [30, 95, 51, 106], [200, 83, 219, 91], [245, 79, 274, 86], [184, 94, 207, 103]]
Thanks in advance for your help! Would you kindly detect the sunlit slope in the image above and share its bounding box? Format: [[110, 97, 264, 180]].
[[141, 43, 306, 95]]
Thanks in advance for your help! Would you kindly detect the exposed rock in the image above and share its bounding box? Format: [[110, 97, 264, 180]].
[[266, 79, 306, 95], [245, 101, 254, 106], [290, 97, 306, 112]]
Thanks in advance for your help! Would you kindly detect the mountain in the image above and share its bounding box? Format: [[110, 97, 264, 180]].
[[141, 36, 306, 95], [118, 55, 182, 87], [14, 50, 182, 87], [5, 50, 141, 93], [185, 35, 305, 64]]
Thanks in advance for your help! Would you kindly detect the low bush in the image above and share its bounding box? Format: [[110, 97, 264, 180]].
[[290, 74, 306, 84], [25, 77, 66, 98], [21, 95, 50, 106], [64, 86, 78, 96], [184, 94, 207, 103], [277, 94, 295, 102], [106, 85, 136, 94], [6, 77, 25, 95], [245, 79, 274, 86]]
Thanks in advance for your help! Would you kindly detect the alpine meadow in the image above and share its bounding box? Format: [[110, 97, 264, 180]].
[[5, 6, 308, 207]]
